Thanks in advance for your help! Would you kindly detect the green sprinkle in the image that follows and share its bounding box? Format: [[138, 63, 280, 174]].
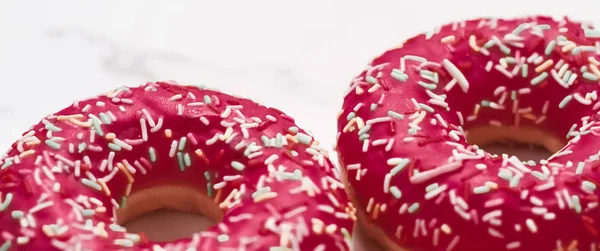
[[498, 44, 511, 55], [585, 29, 600, 38], [366, 76, 378, 84], [108, 143, 121, 151], [572, 48, 581, 55], [203, 95, 212, 104], [405, 55, 426, 62], [288, 126, 299, 133], [295, 133, 312, 145], [562, 71, 572, 83], [512, 23, 527, 35], [418, 103, 434, 113], [557, 35, 568, 41], [204, 171, 211, 180], [572, 195, 582, 213], [82, 179, 101, 191], [184, 153, 192, 167], [425, 183, 439, 192], [509, 175, 521, 187], [290, 150, 299, 157], [407, 128, 417, 135], [110, 224, 127, 232], [177, 152, 185, 171], [358, 125, 371, 135], [82, 209, 95, 216], [207, 183, 213, 197], [536, 24, 551, 30], [391, 69, 409, 81], [559, 95, 573, 109], [359, 134, 369, 141], [530, 72, 548, 85], [370, 104, 377, 111], [511, 91, 517, 101], [581, 66, 588, 73], [78, 143, 87, 153], [0, 241, 11, 251], [149, 147, 157, 162], [481, 100, 491, 107], [11, 210, 23, 219], [408, 203, 420, 213], [1, 160, 13, 170], [420, 70, 435, 77], [390, 159, 410, 176], [89, 116, 104, 136], [387, 110, 404, 120], [531, 171, 547, 180], [231, 161, 245, 171], [582, 180, 597, 191], [498, 169, 513, 180], [576, 162, 585, 174], [346, 112, 356, 121], [45, 139, 61, 150], [341, 227, 352, 241], [390, 186, 402, 199], [545, 40, 556, 55], [483, 40, 495, 48], [217, 234, 229, 242], [120, 196, 127, 208], [522, 64, 529, 78], [583, 72, 599, 81], [505, 57, 517, 64], [99, 112, 112, 124], [418, 81, 437, 90], [473, 186, 490, 194], [44, 122, 62, 132], [178, 137, 187, 151]]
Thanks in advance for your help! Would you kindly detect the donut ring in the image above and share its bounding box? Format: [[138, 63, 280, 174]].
[[0, 81, 355, 250], [336, 16, 600, 250]]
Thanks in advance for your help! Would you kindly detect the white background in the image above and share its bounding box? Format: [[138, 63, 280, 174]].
[[2, 0, 600, 248], [1, 0, 599, 162]]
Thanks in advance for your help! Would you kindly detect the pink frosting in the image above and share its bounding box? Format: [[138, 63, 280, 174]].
[[0, 81, 354, 250], [337, 16, 600, 250]]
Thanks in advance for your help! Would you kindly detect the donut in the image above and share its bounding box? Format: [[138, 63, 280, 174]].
[[336, 16, 600, 251], [0, 81, 355, 251]]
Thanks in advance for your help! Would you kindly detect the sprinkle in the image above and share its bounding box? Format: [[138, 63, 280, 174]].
[[530, 72, 548, 85], [0, 193, 13, 211], [44, 139, 61, 150], [295, 133, 312, 145], [559, 95, 573, 109], [583, 72, 599, 81], [442, 59, 470, 92], [231, 161, 245, 171], [545, 40, 556, 55], [0, 241, 11, 251], [473, 186, 490, 194], [407, 203, 420, 213]]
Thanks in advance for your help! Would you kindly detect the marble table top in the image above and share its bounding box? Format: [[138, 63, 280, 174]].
[[1, 0, 599, 249]]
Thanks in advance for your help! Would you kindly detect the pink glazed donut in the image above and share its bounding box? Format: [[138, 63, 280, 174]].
[[0, 81, 355, 250], [336, 16, 600, 251]]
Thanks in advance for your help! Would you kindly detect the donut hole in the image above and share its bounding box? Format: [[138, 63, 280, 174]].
[[464, 125, 566, 161], [118, 186, 221, 241]]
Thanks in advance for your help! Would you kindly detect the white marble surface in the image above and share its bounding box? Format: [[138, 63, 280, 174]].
[[1, 0, 600, 158], [1, 0, 600, 248]]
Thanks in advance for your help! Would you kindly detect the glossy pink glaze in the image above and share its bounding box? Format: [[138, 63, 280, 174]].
[[337, 16, 600, 250], [0, 81, 354, 250]]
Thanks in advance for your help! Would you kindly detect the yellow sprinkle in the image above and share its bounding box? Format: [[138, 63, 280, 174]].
[[105, 133, 116, 140], [98, 180, 111, 196], [535, 59, 554, 73], [116, 163, 134, 183], [164, 129, 172, 138], [562, 43, 576, 52], [589, 57, 600, 66], [68, 118, 92, 128], [590, 64, 600, 78], [441, 35, 456, 44], [57, 114, 84, 120], [469, 35, 480, 52], [19, 150, 35, 158]]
